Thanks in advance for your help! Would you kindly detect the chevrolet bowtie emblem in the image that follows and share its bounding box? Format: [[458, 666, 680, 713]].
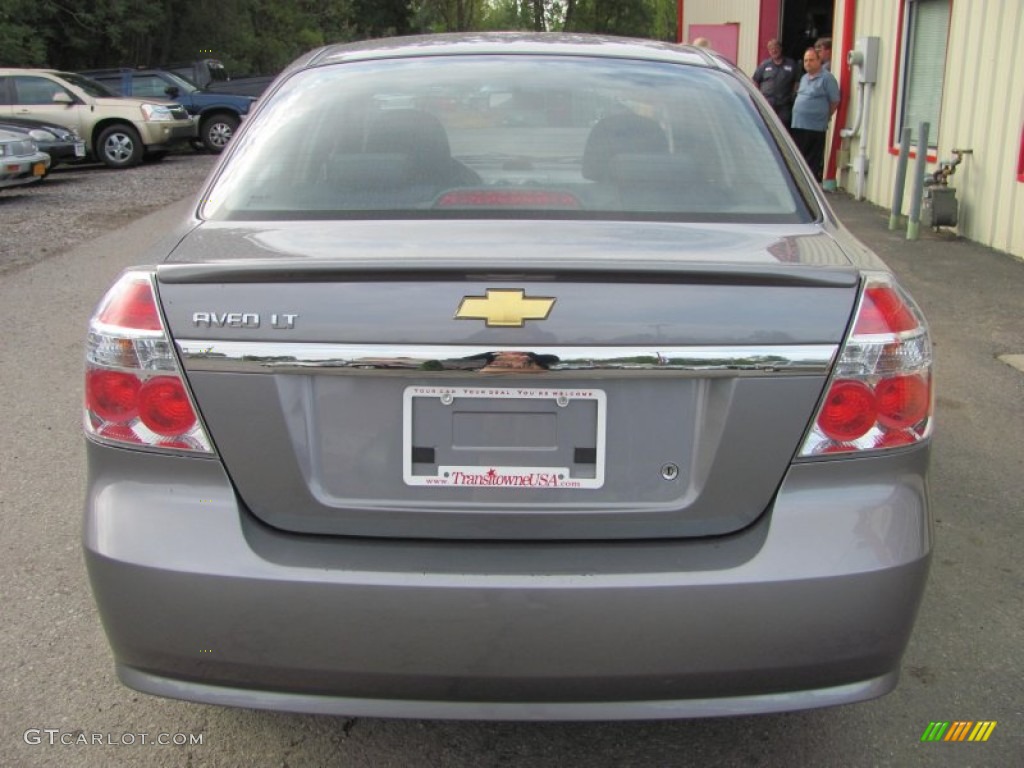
[[455, 289, 556, 328]]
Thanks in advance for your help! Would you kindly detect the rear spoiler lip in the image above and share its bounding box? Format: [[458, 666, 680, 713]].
[[157, 261, 861, 289]]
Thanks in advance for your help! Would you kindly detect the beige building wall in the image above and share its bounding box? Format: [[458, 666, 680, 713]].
[[834, 0, 1024, 258], [684, 0, 764, 73], [684, 0, 1024, 258]]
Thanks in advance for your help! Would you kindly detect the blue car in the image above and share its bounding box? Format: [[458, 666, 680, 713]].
[[80, 68, 256, 153]]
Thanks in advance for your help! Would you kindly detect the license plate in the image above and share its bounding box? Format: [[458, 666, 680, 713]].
[[32, 162, 46, 177], [74, 141, 86, 158], [403, 386, 606, 489]]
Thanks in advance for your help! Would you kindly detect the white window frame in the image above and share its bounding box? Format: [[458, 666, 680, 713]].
[[894, 0, 951, 150]]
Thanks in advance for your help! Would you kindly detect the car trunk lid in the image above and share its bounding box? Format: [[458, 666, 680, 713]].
[[158, 220, 858, 540]]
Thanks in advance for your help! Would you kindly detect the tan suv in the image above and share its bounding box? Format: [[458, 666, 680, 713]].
[[0, 69, 196, 168]]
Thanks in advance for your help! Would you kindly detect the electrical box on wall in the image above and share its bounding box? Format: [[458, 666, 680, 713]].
[[923, 186, 959, 228], [847, 36, 880, 84]]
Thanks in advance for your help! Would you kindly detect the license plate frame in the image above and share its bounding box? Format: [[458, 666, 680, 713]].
[[402, 385, 606, 490]]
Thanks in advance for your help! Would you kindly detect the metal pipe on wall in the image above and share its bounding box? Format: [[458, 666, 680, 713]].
[[907, 122, 930, 241], [890, 127, 912, 230], [854, 82, 873, 200]]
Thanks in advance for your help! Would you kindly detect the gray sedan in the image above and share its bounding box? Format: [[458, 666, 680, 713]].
[[83, 34, 933, 720]]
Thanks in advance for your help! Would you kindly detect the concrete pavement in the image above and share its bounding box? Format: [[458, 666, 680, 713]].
[[1, 189, 1021, 767], [829, 190, 1024, 762]]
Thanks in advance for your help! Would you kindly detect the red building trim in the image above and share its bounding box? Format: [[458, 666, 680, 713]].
[[1018, 122, 1024, 182], [758, 0, 782, 55], [886, 0, 906, 154], [826, 0, 858, 183]]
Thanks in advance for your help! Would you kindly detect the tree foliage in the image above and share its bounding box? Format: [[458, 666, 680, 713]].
[[0, 0, 675, 72]]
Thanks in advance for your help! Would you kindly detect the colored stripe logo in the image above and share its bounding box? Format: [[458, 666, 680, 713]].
[[921, 721, 997, 742]]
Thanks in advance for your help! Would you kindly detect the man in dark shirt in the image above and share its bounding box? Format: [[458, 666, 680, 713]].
[[752, 39, 800, 128], [815, 37, 833, 71]]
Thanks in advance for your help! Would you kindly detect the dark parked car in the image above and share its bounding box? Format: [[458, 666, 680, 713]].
[[80, 68, 256, 153], [0, 115, 86, 170], [84, 34, 934, 720]]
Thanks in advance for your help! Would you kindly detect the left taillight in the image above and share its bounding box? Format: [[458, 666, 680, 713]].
[[799, 272, 933, 456], [84, 270, 214, 454]]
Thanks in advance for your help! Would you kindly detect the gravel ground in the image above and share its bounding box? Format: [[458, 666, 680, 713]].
[[0, 151, 216, 275]]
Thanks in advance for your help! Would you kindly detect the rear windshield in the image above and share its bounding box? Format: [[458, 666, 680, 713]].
[[203, 55, 810, 223]]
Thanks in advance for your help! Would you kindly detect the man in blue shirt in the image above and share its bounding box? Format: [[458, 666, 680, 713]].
[[791, 47, 840, 182]]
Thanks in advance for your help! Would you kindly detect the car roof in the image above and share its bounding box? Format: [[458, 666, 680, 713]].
[[306, 32, 723, 71], [0, 68, 86, 80], [0, 68, 63, 75]]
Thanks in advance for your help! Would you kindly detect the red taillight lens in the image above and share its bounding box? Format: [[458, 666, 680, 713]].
[[85, 369, 140, 422], [138, 376, 197, 435], [85, 270, 213, 454], [97, 277, 162, 331], [853, 286, 918, 334], [97, 423, 143, 444], [875, 374, 930, 429], [818, 380, 877, 441], [435, 189, 582, 209]]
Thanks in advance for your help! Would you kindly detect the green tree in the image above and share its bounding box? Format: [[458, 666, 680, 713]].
[[40, 0, 172, 69], [480, 0, 530, 30], [565, 0, 652, 37], [1, 0, 673, 74], [353, 0, 411, 38], [477, 0, 673, 37], [415, 0, 484, 32], [0, 0, 52, 65]]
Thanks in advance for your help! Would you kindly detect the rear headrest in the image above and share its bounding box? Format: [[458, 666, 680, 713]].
[[582, 112, 670, 181], [365, 109, 453, 179], [329, 153, 410, 189], [607, 154, 695, 185]]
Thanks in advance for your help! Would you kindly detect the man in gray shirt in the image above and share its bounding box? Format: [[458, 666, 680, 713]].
[[752, 39, 800, 128], [791, 47, 840, 181]]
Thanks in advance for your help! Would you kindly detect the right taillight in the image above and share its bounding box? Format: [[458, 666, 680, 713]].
[[799, 273, 933, 456]]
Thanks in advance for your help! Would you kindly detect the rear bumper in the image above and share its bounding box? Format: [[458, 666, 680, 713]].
[[39, 142, 82, 165], [84, 442, 931, 720]]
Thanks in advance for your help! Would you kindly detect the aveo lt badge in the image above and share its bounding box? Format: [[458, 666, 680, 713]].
[[455, 289, 555, 328]]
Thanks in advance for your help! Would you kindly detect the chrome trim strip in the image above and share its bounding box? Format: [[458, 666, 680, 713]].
[[177, 341, 836, 377]]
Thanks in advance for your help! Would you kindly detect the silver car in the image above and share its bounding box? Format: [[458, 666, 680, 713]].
[[0, 128, 49, 189], [83, 34, 933, 720]]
